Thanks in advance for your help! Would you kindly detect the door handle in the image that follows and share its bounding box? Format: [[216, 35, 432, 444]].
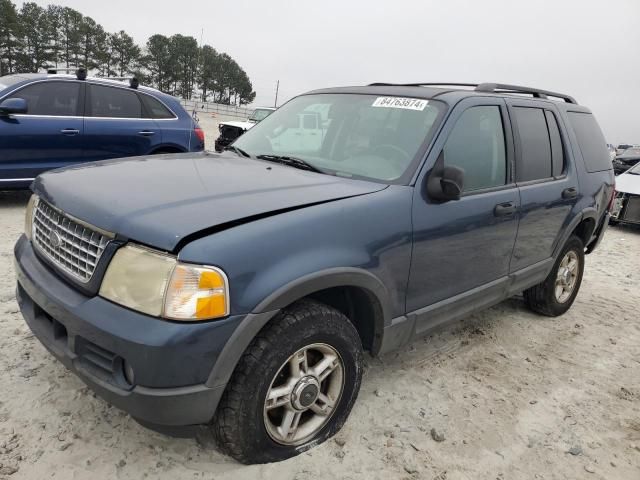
[[494, 201, 517, 216], [138, 130, 156, 136], [562, 187, 578, 199], [60, 128, 80, 136]]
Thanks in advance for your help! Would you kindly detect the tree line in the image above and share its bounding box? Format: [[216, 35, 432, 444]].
[[0, 0, 256, 104]]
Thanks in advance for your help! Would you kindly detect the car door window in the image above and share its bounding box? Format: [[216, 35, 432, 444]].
[[8, 81, 80, 116], [89, 84, 142, 118], [514, 107, 553, 182], [443, 105, 507, 192]]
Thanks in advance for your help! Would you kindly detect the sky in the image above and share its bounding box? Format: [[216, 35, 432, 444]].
[[16, 0, 640, 144]]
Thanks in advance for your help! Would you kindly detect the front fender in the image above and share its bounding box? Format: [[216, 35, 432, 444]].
[[253, 266, 391, 320], [205, 267, 390, 389]]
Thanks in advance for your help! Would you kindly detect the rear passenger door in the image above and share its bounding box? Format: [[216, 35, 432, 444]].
[[507, 99, 579, 272], [83, 83, 161, 161]]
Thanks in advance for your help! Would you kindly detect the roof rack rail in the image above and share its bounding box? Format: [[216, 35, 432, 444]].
[[367, 82, 577, 104], [369, 82, 479, 88], [46, 67, 87, 80], [95, 75, 140, 89], [474, 83, 577, 104]]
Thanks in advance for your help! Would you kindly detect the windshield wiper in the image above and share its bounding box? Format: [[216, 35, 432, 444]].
[[224, 145, 251, 158], [256, 154, 325, 173]]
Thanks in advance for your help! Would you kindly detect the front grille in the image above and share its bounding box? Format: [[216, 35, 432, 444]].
[[32, 199, 112, 283], [622, 195, 640, 223]]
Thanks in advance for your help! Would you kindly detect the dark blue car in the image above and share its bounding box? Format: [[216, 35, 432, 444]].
[[0, 72, 205, 189], [14, 82, 614, 464]]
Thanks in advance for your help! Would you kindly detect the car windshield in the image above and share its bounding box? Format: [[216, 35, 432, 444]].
[[249, 108, 274, 122], [233, 94, 444, 183]]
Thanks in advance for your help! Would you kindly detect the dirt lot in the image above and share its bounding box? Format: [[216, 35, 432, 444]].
[[0, 187, 639, 480]]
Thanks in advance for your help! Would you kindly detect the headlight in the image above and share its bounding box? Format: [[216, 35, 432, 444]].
[[99, 244, 229, 321], [24, 194, 38, 240]]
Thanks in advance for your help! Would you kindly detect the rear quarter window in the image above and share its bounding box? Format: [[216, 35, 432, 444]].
[[566, 112, 611, 173], [140, 94, 175, 119]]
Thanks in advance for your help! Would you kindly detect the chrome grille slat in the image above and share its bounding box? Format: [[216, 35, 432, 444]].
[[32, 199, 111, 283]]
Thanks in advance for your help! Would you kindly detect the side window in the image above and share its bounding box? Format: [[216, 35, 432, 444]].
[[443, 105, 507, 192], [89, 84, 142, 118], [514, 107, 552, 182], [545, 111, 565, 177], [140, 94, 175, 119], [566, 112, 611, 173], [8, 81, 80, 116]]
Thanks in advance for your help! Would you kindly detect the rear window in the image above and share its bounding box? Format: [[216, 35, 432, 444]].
[[567, 112, 611, 172]]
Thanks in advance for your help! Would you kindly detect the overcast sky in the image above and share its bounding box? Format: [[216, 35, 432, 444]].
[[17, 0, 640, 143]]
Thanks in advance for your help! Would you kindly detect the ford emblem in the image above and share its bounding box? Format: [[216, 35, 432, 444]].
[[49, 230, 62, 248]]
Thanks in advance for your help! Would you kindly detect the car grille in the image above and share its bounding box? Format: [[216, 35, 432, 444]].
[[622, 195, 640, 223], [32, 199, 112, 283]]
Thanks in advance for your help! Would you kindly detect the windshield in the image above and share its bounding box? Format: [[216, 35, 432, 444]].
[[234, 94, 444, 183], [249, 108, 274, 122]]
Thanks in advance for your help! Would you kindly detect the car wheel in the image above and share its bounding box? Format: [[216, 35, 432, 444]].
[[524, 235, 585, 317], [213, 299, 363, 464]]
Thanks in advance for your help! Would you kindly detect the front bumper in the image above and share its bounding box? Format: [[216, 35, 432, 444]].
[[14, 235, 245, 426]]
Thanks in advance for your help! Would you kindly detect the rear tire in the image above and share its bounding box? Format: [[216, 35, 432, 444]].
[[212, 299, 363, 464], [524, 235, 585, 317]]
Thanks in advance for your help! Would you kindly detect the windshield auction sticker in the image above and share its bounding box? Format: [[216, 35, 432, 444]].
[[372, 97, 429, 111]]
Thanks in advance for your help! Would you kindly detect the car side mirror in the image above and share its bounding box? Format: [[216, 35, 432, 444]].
[[426, 151, 465, 201], [0, 98, 28, 116]]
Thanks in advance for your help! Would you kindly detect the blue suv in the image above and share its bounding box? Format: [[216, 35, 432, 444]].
[[0, 71, 205, 189], [14, 82, 614, 464]]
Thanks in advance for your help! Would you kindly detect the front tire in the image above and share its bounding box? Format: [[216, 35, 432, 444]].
[[213, 299, 363, 464], [524, 235, 585, 316]]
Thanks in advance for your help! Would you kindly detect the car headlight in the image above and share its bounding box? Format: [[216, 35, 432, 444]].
[[99, 244, 229, 321], [24, 194, 38, 240]]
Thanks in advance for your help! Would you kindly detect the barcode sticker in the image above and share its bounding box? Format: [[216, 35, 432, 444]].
[[372, 97, 429, 111]]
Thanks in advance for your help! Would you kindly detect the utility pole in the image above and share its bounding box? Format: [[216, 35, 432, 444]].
[[274, 80, 280, 108]]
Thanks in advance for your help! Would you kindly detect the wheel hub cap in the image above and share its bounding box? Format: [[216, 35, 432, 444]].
[[292, 377, 320, 410]]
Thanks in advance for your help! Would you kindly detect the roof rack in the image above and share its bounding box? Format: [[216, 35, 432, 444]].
[[93, 75, 140, 89], [47, 67, 87, 80], [475, 83, 577, 104], [367, 82, 577, 104]]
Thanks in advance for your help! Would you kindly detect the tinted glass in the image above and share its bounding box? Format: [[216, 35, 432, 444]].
[[89, 84, 142, 118], [8, 81, 80, 116], [514, 107, 552, 182], [234, 94, 443, 183], [249, 108, 274, 122], [443, 105, 506, 192], [567, 112, 611, 173], [140, 94, 174, 119], [545, 110, 565, 177]]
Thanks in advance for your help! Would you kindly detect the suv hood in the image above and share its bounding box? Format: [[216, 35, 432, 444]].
[[34, 152, 386, 252], [219, 120, 254, 130]]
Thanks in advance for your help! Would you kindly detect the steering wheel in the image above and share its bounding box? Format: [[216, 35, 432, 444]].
[[372, 144, 411, 163]]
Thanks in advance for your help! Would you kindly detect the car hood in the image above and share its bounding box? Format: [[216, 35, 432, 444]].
[[615, 171, 640, 195], [34, 152, 387, 252], [219, 120, 254, 130]]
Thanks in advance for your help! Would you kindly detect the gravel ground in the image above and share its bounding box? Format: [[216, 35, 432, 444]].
[[0, 185, 639, 479]]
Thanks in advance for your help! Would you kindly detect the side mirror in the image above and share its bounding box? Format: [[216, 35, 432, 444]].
[[0, 98, 28, 116], [426, 151, 465, 201]]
